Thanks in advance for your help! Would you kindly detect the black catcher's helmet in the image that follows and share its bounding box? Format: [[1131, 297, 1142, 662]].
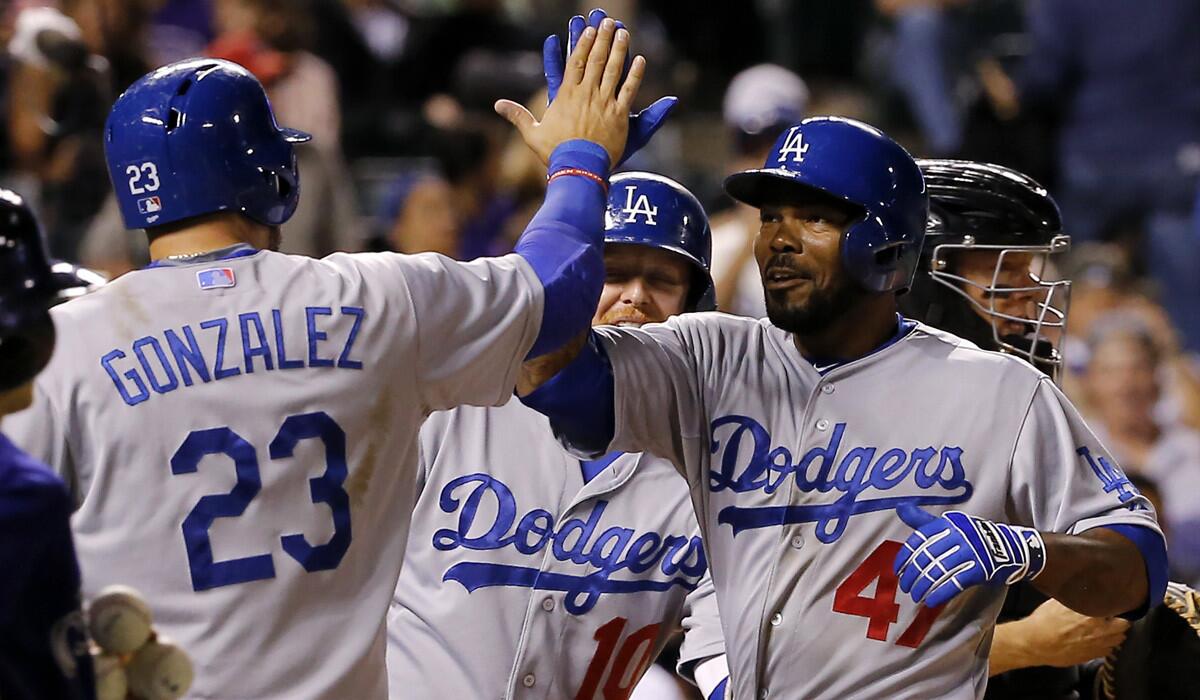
[[899, 159, 1071, 380]]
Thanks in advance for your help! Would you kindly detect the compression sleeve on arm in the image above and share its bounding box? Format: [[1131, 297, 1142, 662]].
[[1099, 523, 1168, 620], [514, 139, 610, 358], [519, 331, 615, 456]]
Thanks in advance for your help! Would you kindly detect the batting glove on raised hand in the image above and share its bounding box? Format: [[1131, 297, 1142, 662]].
[[543, 8, 677, 166], [893, 504, 1047, 609]]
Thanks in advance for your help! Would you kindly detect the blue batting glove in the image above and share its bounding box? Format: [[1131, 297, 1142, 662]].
[[541, 9, 677, 166], [893, 505, 1047, 609]]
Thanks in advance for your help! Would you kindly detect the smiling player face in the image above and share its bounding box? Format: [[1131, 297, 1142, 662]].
[[753, 191, 864, 334], [593, 243, 692, 327]]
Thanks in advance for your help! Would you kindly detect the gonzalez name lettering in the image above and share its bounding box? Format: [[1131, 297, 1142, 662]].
[[709, 415, 974, 542], [433, 473, 706, 614]]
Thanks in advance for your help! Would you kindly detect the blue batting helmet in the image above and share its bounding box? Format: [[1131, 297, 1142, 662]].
[[605, 172, 715, 311], [104, 58, 311, 231], [724, 116, 928, 293]]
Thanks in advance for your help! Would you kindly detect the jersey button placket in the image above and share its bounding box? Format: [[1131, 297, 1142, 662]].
[[770, 612, 783, 626], [821, 384, 835, 394], [540, 596, 555, 612], [815, 418, 830, 431], [790, 534, 804, 549], [522, 673, 536, 688]]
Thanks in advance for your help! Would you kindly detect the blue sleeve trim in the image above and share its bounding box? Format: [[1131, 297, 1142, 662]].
[[514, 140, 610, 358], [548, 139, 611, 179], [520, 332, 615, 454], [708, 677, 729, 700], [1100, 523, 1168, 620]]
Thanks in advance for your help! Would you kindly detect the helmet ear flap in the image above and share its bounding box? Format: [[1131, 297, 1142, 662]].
[[841, 216, 920, 293]]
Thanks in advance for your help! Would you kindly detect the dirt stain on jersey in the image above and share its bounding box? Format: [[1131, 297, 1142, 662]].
[[346, 390, 391, 507]]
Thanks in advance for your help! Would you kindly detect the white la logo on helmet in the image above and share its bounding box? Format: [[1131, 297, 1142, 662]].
[[623, 185, 658, 225], [777, 126, 809, 163]]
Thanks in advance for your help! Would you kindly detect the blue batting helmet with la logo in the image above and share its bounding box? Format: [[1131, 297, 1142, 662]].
[[724, 117, 928, 293], [604, 172, 715, 311]]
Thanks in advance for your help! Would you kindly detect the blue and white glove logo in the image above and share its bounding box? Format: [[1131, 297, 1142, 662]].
[[893, 504, 1047, 609]]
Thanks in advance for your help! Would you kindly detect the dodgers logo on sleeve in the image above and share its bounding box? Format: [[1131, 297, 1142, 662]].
[[708, 415, 974, 542], [1076, 446, 1144, 508]]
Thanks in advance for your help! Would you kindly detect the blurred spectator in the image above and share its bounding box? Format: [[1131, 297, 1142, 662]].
[[5, 2, 151, 260], [708, 63, 808, 317], [207, 0, 361, 254], [982, 0, 1200, 351], [872, 0, 967, 156], [1080, 318, 1200, 586], [1058, 244, 1200, 432], [147, 0, 216, 65], [383, 172, 459, 256]]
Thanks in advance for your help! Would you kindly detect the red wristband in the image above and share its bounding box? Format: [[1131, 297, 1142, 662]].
[[547, 167, 608, 193]]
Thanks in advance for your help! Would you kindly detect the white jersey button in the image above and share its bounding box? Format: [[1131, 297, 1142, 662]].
[[821, 384, 834, 394], [523, 674, 536, 688], [541, 597, 555, 612], [815, 419, 830, 431], [790, 535, 804, 549], [770, 612, 783, 626], [759, 688, 769, 699]]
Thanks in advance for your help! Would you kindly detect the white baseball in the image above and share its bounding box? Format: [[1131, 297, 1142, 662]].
[[92, 652, 128, 700], [88, 585, 153, 654], [126, 636, 194, 700]]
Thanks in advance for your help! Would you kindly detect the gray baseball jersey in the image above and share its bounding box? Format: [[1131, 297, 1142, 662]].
[[387, 399, 724, 699], [566, 314, 1159, 700], [2, 247, 543, 699]]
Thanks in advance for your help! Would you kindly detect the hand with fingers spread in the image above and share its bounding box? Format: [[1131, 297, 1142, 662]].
[[495, 17, 643, 168], [893, 504, 1047, 609], [542, 9, 677, 166]]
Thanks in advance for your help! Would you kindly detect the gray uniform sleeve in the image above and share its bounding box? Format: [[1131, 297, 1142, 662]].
[[595, 318, 707, 472], [2, 375, 79, 507], [349, 251, 544, 411], [676, 570, 725, 684], [1008, 378, 1161, 535]]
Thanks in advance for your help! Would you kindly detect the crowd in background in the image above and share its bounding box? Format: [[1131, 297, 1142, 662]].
[[2, 0, 1198, 695]]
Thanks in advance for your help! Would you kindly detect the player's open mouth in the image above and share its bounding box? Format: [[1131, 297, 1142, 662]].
[[764, 267, 812, 291]]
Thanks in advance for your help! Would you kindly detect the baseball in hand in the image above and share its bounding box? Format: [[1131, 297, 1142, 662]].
[[92, 652, 128, 700], [126, 636, 194, 700], [88, 585, 153, 654]]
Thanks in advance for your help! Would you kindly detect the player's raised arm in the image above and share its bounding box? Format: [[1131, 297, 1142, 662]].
[[499, 17, 645, 359]]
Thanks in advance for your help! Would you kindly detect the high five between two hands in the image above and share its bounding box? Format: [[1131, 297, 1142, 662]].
[[494, 11, 658, 169]]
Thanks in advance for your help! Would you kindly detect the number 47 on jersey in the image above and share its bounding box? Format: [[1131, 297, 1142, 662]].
[[833, 540, 944, 648]]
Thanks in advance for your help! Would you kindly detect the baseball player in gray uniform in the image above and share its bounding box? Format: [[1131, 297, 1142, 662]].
[[387, 172, 727, 700], [2, 19, 674, 699], [518, 117, 1168, 699]]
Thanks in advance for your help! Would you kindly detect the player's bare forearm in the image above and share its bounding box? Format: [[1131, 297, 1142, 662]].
[[517, 329, 588, 396], [1032, 528, 1147, 617], [988, 621, 1034, 676]]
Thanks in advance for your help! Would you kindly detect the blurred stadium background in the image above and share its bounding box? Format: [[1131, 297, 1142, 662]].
[[2, 1, 1198, 696]]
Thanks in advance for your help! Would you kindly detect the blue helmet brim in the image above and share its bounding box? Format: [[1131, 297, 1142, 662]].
[[723, 168, 856, 211]]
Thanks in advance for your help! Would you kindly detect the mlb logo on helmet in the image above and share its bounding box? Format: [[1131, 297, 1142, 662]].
[[197, 268, 236, 290], [137, 196, 162, 214]]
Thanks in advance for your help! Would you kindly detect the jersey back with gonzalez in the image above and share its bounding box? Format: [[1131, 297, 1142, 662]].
[[592, 315, 1160, 700], [3, 248, 542, 699]]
